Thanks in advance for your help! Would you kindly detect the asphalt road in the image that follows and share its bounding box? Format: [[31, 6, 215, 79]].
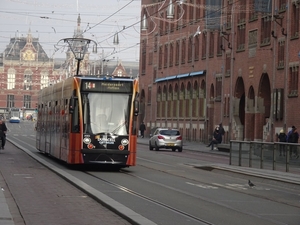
[[4, 120, 300, 225]]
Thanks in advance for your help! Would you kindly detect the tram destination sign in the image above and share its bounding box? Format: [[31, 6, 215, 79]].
[[81, 80, 133, 93]]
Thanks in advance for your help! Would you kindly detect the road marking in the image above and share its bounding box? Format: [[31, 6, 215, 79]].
[[186, 182, 218, 189], [212, 183, 248, 190]]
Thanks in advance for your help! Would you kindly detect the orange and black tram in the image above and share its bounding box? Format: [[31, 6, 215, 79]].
[[36, 76, 139, 168]]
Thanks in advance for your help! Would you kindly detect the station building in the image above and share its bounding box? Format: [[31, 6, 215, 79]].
[[138, 0, 300, 143]]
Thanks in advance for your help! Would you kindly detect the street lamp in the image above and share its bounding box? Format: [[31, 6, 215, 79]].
[[61, 38, 97, 76]]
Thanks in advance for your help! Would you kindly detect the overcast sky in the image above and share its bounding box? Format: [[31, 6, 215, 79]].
[[0, 0, 141, 62]]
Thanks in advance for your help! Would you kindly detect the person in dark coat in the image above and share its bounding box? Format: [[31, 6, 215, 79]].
[[286, 126, 299, 159], [139, 121, 146, 138], [207, 127, 222, 151], [277, 129, 287, 156], [219, 123, 225, 136], [0, 119, 8, 149]]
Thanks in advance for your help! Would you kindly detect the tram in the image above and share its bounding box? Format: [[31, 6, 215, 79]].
[[8, 108, 21, 123], [36, 76, 139, 168]]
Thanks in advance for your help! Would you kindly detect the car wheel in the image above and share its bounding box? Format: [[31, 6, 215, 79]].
[[155, 142, 159, 151], [149, 142, 153, 150], [178, 147, 182, 152]]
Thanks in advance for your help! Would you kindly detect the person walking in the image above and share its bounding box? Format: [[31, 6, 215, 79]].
[[286, 126, 299, 159], [0, 119, 8, 150], [139, 121, 146, 138], [277, 129, 287, 156], [207, 127, 222, 151]]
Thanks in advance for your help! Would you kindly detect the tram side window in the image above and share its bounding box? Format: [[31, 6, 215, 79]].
[[70, 97, 80, 133]]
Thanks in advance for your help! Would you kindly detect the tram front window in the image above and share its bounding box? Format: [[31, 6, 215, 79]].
[[83, 93, 130, 135]]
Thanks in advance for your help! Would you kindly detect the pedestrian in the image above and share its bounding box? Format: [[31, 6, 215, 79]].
[[139, 121, 146, 138], [207, 127, 222, 151], [0, 119, 8, 150], [277, 129, 287, 156], [286, 126, 299, 159], [219, 123, 225, 136]]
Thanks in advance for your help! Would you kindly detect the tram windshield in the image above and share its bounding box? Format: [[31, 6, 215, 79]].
[[82, 93, 130, 135]]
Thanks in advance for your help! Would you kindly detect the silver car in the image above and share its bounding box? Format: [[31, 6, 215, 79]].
[[149, 128, 183, 152]]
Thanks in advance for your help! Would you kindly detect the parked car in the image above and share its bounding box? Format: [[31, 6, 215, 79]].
[[149, 128, 183, 152]]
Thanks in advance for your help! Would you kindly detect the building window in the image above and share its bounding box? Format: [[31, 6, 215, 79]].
[[248, 29, 258, 48], [291, 3, 299, 39], [215, 76, 222, 101], [159, 12, 164, 36], [200, 81, 206, 118], [202, 32, 207, 59], [169, 43, 174, 67], [179, 84, 185, 117], [157, 87, 162, 118], [175, 40, 180, 65], [260, 15, 271, 46], [226, 2, 232, 29], [24, 95, 31, 109], [24, 69, 32, 90], [147, 86, 152, 105], [181, 38, 186, 64], [41, 71, 49, 89], [141, 39, 147, 75], [249, 0, 258, 21], [189, 3, 194, 23], [158, 45, 163, 70], [188, 36, 193, 62], [277, 40, 285, 69], [7, 68, 16, 90], [162, 86, 167, 117], [237, 24, 246, 51], [192, 82, 198, 117], [117, 70, 122, 77], [148, 51, 153, 65], [225, 53, 231, 76], [173, 85, 178, 117], [187, 83, 192, 117], [154, 35, 158, 52], [7, 95, 14, 108], [273, 88, 284, 120], [195, 0, 200, 21], [167, 86, 173, 118], [153, 67, 157, 83], [217, 32, 222, 56], [164, 44, 168, 68], [209, 32, 214, 58], [288, 64, 299, 97], [194, 35, 200, 60], [279, 0, 287, 12]]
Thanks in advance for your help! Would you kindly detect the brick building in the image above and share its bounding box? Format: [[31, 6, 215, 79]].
[[0, 30, 54, 119], [139, 0, 300, 144]]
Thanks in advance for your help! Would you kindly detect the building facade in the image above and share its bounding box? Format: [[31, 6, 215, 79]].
[[139, 0, 300, 144], [0, 30, 54, 119]]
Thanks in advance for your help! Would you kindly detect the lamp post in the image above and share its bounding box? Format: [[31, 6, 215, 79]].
[[61, 38, 97, 76]]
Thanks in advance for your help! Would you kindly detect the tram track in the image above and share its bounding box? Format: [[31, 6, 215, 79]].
[[135, 159, 300, 209], [85, 170, 215, 225], [83, 166, 295, 225]]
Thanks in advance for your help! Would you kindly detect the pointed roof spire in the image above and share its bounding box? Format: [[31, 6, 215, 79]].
[[77, 14, 81, 32], [27, 28, 33, 43]]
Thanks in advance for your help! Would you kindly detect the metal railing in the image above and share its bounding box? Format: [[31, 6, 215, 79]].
[[229, 140, 300, 173]]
